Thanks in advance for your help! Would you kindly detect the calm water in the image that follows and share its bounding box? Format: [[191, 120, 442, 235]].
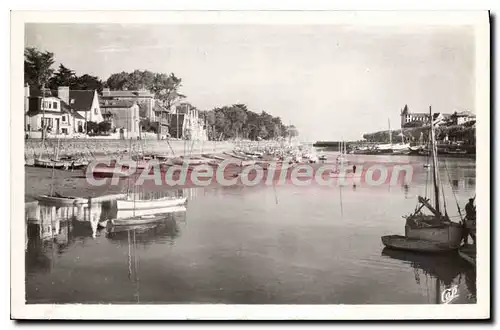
[[25, 154, 476, 304]]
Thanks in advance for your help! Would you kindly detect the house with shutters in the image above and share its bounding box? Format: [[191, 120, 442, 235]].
[[63, 88, 104, 125], [25, 85, 87, 137], [99, 99, 141, 139]]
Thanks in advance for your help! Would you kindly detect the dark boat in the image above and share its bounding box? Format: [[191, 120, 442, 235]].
[[381, 235, 460, 253]]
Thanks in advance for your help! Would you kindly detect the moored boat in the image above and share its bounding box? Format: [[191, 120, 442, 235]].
[[34, 158, 68, 169], [202, 153, 225, 161], [35, 194, 88, 205], [116, 196, 187, 210], [171, 156, 208, 166], [382, 106, 466, 253], [108, 214, 169, 227], [381, 235, 460, 253], [88, 166, 133, 178]]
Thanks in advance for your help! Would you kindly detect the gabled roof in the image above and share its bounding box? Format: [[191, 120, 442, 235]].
[[69, 90, 96, 112], [60, 100, 85, 119], [456, 110, 475, 117], [100, 99, 136, 108], [153, 102, 169, 112], [103, 90, 154, 98]]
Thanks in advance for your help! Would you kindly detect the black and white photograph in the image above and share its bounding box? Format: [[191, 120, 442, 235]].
[[10, 10, 490, 320]]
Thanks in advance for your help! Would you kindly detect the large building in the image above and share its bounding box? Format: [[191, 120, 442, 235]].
[[99, 99, 141, 139], [400, 105, 475, 128], [169, 102, 207, 141], [101, 88, 156, 120]]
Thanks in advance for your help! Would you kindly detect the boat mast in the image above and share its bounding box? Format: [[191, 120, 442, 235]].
[[388, 118, 392, 145], [429, 106, 440, 215]]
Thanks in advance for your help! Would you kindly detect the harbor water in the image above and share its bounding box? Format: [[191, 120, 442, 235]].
[[25, 154, 476, 304]]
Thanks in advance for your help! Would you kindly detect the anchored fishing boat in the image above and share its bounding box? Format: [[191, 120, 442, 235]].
[[170, 156, 208, 166], [201, 153, 225, 161], [117, 196, 187, 210], [35, 193, 87, 205], [382, 106, 465, 253], [33, 158, 68, 169]]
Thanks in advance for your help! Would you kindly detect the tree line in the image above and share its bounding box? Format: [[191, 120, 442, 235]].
[[198, 104, 298, 141], [24, 47, 298, 140]]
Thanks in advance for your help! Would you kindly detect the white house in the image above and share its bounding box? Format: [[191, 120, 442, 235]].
[[455, 110, 476, 125], [25, 87, 86, 136], [62, 88, 103, 124]]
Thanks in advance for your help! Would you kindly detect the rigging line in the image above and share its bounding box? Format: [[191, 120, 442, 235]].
[[444, 160, 463, 221], [438, 159, 449, 216], [127, 230, 132, 281], [339, 185, 344, 217]]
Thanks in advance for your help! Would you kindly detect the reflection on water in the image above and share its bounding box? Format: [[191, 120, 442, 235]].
[[25, 156, 476, 304], [381, 248, 476, 304]]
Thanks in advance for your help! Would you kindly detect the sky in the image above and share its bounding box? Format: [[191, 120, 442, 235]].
[[25, 23, 476, 141]]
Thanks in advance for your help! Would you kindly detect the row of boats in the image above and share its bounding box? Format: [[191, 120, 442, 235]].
[[350, 143, 471, 156]]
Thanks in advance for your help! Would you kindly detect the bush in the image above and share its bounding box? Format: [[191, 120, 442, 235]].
[[98, 121, 112, 133]]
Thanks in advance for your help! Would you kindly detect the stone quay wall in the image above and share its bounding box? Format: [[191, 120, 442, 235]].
[[25, 138, 235, 160]]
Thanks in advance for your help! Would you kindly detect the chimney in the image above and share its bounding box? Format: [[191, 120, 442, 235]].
[[102, 88, 110, 97], [24, 83, 30, 113], [58, 86, 70, 105]]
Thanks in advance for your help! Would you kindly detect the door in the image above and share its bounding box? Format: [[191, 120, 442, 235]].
[[55, 118, 60, 134]]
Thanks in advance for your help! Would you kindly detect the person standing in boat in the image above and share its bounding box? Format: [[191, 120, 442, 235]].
[[464, 198, 476, 245], [465, 198, 476, 220]]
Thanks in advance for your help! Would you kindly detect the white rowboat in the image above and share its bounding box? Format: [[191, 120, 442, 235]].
[[116, 196, 187, 210]]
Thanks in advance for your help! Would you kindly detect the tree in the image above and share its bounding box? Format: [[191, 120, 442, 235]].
[[287, 125, 299, 138], [403, 120, 425, 128], [106, 71, 130, 90], [48, 64, 76, 90], [74, 74, 104, 92], [106, 70, 185, 110], [85, 121, 99, 134], [98, 121, 112, 133], [24, 47, 55, 92], [152, 73, 185, 109]]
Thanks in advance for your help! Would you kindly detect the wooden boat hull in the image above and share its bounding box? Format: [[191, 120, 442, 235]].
[[106, 223, 158, 233], [381, 235, 460, 253], [405, 222, 463, 246], [202, 154, 225, 161], [109, 214, 168, 226], [88, 166, 133, 178], [35, 195, 87, 205], [116, 196, 187, 210], [116, 205, 187, 219], [33, 158, 68, 169], [171, 158, 207, 166]]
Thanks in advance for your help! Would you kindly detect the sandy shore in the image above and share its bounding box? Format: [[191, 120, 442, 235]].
[[24, 166, 129, 203]]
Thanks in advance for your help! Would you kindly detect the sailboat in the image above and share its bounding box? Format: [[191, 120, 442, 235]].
[[381, 106, 464, 253], [377, 118, 410, 154], [35, 138, 88, 205], [336, 138, 349, 164], [115, 149, 187, 211]]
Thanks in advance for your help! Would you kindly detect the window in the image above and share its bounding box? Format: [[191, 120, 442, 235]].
[[62, 128, 68, 134], [48, 102, 52, 109], [53, 102, 58, 109], [62, 116, 66, 122], [94, 108, 98, 115]]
